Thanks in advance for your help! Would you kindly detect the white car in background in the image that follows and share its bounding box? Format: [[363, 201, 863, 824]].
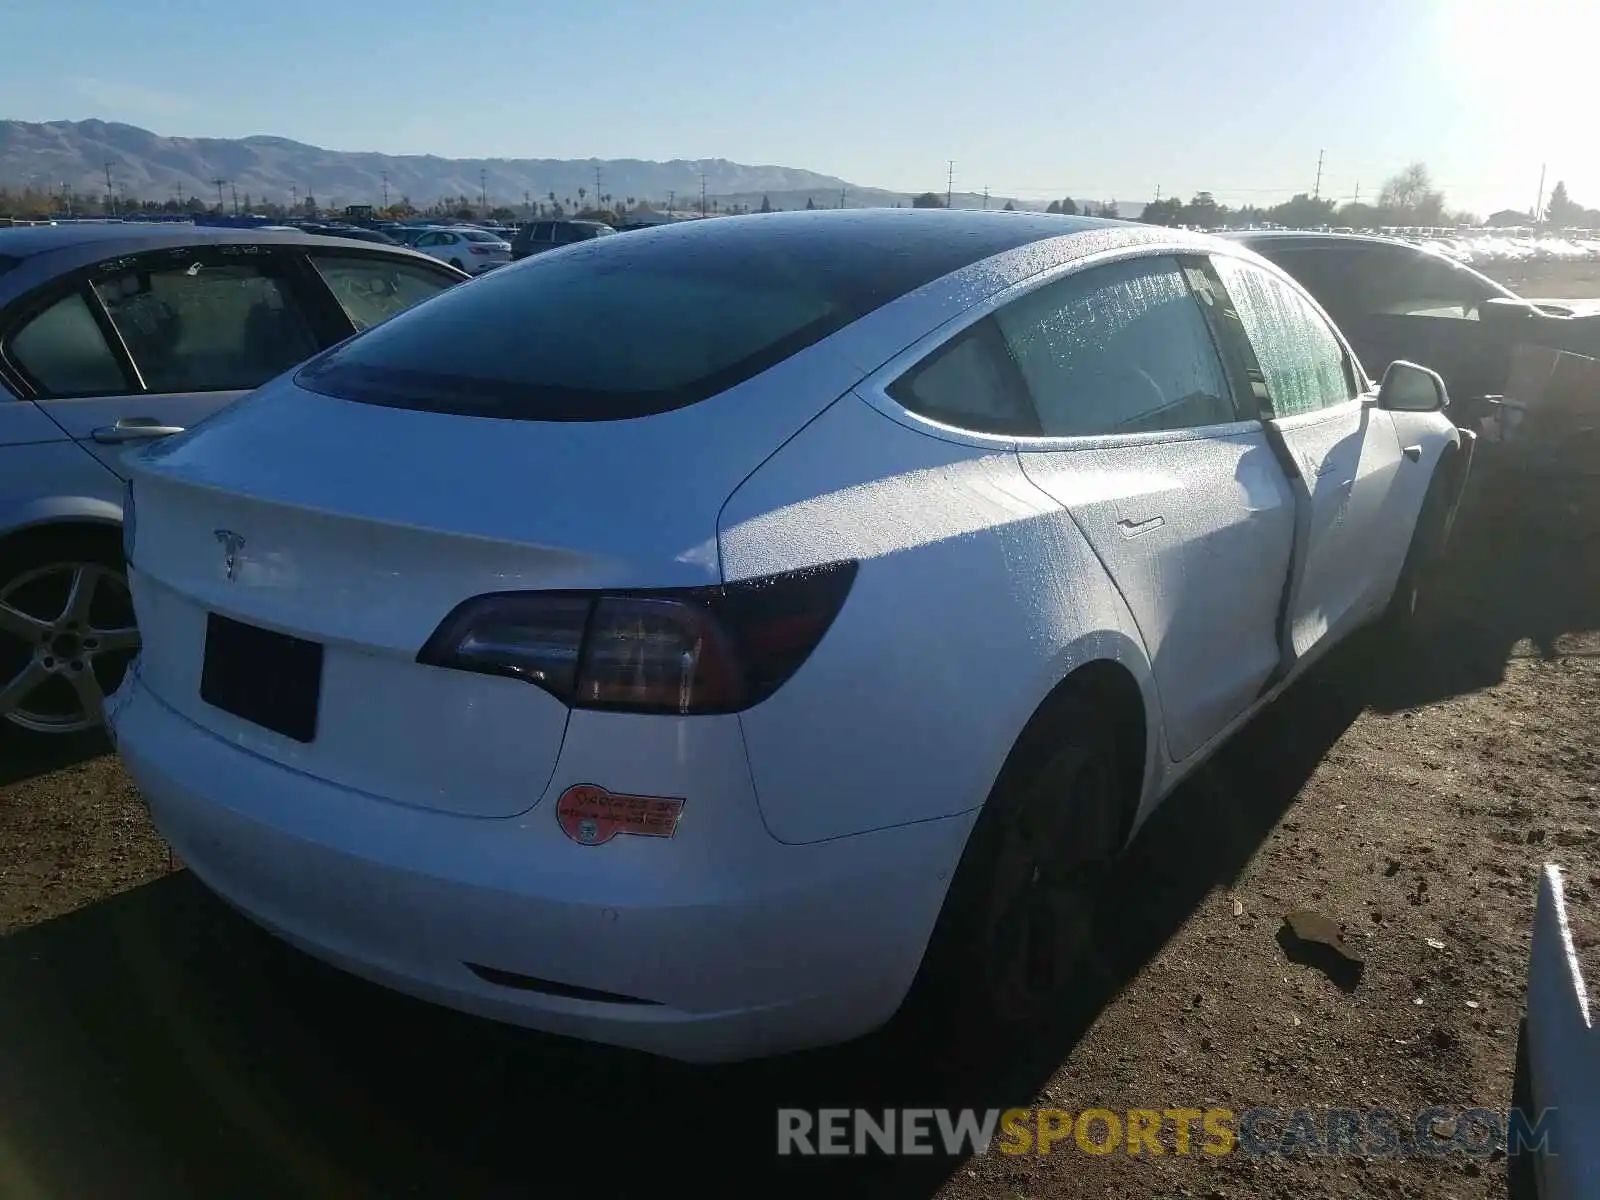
[[409, 226, 510, 274], [107, 209, 1470, 1063]]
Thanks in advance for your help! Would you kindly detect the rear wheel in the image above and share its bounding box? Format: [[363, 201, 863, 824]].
[[906, 693, 1127, 1043], [0, 530, 139, 737]]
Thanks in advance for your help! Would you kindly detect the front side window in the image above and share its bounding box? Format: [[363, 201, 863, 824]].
[[992, 256, 1238, 436], [1211, 257, 1355, 418], [309, 254, 458, 331], [92, 257, 319, 393], [7, 290, 129, 397]]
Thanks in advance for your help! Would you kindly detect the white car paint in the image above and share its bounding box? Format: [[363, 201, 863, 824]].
[[106, 213, 1462, 1062], [410, 227, 511, 274]]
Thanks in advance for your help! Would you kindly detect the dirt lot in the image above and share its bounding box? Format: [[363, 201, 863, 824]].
[[1, 260, 1597, 1199]]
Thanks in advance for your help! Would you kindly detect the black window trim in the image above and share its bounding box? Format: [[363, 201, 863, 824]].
[[867, 245, 1267, 447]]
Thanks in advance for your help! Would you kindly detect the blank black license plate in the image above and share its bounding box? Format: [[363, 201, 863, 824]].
[[200, 613, 323, 743]]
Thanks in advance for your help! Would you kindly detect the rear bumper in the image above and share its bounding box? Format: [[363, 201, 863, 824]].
[[107, 667, 972, 1063]]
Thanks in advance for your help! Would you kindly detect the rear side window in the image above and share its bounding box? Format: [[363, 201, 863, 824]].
[[7, 291, 129, 396], [309, 254, 459, 331], [1212, 257, 1355, 418], [295, 216, 1036, 421], [888, 318, 1038, 436], [93, 258, 320, 393], [993, 256, 1238, 436]]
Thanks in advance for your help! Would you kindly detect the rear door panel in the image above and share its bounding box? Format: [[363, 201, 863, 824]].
[[1019, 427, 1294, 761]]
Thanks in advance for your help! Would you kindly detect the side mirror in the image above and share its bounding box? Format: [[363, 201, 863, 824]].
[[1377, 360, 1449, 413]]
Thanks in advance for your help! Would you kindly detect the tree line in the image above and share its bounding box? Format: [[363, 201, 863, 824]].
[[5, 162, 1597, 230]]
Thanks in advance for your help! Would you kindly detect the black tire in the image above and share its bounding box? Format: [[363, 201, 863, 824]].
[[0, 526, 137, 740], [1385, 449, 1460, 631], [902, 691, 1129, 1048]]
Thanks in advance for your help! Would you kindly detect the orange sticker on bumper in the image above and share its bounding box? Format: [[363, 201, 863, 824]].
[[556, 784, 685, 846]]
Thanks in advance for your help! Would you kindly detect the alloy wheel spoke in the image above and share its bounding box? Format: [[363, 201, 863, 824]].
[[0, 600, 50, 643], [90, 625, 140, 653], [60, 564, 102, 625], [0, 660, 52, 717], [66, 667, 105, 725]]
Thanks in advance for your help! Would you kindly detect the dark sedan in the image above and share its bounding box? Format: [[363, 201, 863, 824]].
[[1229, 231, 1600, 436]]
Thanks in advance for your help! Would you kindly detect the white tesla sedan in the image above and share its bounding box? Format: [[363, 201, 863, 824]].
[[106, 209, 1471, 1063]]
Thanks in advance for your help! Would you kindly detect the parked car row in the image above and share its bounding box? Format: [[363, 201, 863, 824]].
[[0, 225, 466, 733]]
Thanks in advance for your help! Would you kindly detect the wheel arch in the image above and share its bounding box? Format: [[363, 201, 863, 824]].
[[0, 505, 124, 562], [998, 645, 1159, 854]]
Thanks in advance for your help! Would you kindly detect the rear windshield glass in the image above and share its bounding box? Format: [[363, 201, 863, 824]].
[[294, 212, 1056, 421]]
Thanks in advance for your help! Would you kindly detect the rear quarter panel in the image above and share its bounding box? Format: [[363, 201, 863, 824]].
[[0, 389, 123, 537], [718, 394, 1156, 845]]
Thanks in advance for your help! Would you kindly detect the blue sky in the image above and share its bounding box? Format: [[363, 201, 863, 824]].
[[2, 0, 1593, 215]]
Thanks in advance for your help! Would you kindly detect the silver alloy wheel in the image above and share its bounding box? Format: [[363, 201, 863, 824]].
[[0, 561, 139, 733]]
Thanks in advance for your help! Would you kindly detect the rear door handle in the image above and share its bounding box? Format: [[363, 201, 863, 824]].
[[1403, 444, 1422, 462], [1116, 514, 1165, 537], [92, 417, 186, 444]]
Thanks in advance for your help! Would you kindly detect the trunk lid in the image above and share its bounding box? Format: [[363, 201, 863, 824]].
[[123, 367, 853, 817]]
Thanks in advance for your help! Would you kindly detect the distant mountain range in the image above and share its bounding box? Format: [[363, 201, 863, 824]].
[[0, 119, 1031, 213]]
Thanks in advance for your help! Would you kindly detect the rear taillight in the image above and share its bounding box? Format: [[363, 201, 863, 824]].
[[416, 561, 858, 714]]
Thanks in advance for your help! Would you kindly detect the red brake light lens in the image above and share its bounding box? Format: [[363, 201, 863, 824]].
[[417, 561, 858, 714]]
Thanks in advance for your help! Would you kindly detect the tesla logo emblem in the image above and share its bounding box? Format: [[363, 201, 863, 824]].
[[214, 530, 245, 581]]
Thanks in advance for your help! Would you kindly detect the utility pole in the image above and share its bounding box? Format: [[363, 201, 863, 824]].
[[982, 186, 989, 209], [1313, 149, 1325, 200], [104, 161, 116, 216], [479, 168, 488, 211], [1155, 184, 1161, 203], [291, 184, 299, 211], [594, 165, 603, 207], [381, 170, 389, 208], [1353, 181, 1360, 205], [839, 187, 846, 209], [230, 182, 239, 215], [213, 177, 226, 212], [946, 160, 954, 209], [1534, 162, 1547, 229], [667, 189, 675, 215], [524, 190, 531, 216], [700, 172, 708, 217]]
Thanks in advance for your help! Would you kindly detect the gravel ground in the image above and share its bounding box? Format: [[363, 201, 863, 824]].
[[0, 260, 1595, 1200]]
